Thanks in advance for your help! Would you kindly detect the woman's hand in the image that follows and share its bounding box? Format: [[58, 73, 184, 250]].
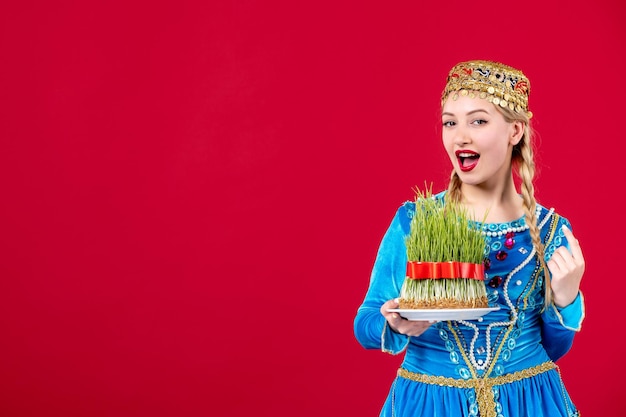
[[380, 298, 432, 337], [547, 225, 585, 308]]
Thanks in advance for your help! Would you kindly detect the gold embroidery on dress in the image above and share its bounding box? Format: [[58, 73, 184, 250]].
[[398, 362, 556, 417]]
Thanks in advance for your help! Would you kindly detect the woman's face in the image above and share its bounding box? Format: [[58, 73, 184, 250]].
[[441, 93, 523, 189]]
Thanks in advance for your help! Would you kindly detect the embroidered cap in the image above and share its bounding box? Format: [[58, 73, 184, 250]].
[[441, 60, 532, 118]]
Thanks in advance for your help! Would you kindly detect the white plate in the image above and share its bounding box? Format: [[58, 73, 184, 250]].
[[387, 307, 499, 321]]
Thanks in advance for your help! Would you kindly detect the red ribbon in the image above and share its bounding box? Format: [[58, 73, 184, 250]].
[[406, 261, 484, 281]]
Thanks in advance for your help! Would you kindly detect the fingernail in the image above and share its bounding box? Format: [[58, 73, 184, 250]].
[[394, 298, 399, 303], [562, 225, 571, 232]]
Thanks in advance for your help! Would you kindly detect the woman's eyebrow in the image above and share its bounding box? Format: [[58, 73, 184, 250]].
[[441, 109, 490, 117]]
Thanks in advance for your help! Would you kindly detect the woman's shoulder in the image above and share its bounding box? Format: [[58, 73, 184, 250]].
[[398, 191, 447, 215], [535, 202, 575, 257], [535, 202, 571, 229]]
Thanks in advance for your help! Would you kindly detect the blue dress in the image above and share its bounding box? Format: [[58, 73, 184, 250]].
[[354, 194, 584, 417]]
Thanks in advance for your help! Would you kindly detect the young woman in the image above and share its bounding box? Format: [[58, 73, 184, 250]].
[[354, 60, 585, 417]]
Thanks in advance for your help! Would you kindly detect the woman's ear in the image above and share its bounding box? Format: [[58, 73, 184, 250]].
[[510, 120, 525, 146]]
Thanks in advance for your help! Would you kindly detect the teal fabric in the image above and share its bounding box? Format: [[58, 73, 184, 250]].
[[354, 192, 583, 417]]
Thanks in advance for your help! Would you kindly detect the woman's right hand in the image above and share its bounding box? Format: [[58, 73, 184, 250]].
[[380, 298, 432, 337]]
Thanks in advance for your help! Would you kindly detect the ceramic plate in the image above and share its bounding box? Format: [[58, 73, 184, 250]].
[[387, 307, 500, 321]]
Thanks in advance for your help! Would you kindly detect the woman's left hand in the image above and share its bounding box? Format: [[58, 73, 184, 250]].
[[547, 225, 585, 307]]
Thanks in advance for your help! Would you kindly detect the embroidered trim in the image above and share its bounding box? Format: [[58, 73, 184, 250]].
[[381, 320, 410, 355], [551, 292, 585, 331], [541, 212, 585, 332], [398, 362, 556, 417], [542, 212, 561, 261]]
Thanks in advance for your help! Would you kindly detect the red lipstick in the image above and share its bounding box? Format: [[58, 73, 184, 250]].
[[455, 150, 479, 172]]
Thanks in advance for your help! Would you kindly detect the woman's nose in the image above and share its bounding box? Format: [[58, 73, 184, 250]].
[[454, 125, 472, 145]]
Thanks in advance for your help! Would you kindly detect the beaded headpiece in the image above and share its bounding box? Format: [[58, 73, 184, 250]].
[[441, 60, 532, 118]]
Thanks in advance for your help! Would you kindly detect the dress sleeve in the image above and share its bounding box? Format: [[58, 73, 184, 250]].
[[353, 203, 412, 355], [540, 292, 585, 361], [540, 215, 586, 361]]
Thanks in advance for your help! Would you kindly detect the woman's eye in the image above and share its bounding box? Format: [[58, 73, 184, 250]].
[[472, 119, 487, 125], [442, 120, 455, 127]]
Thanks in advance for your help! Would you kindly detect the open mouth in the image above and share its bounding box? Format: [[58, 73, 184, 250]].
[[456, 150, 479, 172]]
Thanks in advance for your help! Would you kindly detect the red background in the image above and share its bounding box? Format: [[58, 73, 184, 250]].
[[1, 1, 623, 416]]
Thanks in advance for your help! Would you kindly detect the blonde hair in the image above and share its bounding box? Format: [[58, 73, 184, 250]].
[[445, 106, 552, 306]]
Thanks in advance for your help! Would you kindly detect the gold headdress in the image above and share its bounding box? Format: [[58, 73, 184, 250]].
[[441, 60, 532, 118]]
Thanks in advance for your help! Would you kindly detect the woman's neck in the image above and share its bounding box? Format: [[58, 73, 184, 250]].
[[458, 180, 524, 223]]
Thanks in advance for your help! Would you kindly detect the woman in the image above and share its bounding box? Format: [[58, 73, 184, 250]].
[[353, 60, 585, 417]]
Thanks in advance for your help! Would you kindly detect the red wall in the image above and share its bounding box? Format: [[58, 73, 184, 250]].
[[1, 1, 623, 416]]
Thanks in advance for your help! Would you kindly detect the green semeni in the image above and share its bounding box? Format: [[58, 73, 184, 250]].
[[400, 187, 489, 309]]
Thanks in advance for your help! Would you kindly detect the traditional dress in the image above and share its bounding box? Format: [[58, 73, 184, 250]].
[[354, 193, 584, 417]]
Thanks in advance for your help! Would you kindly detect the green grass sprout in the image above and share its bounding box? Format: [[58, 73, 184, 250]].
[[400, 186, 488, 309]]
